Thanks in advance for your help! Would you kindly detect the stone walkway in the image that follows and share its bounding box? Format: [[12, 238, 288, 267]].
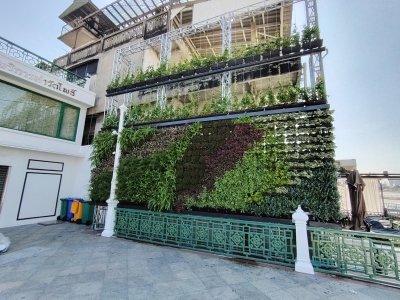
[[0, 223, 398, 300]]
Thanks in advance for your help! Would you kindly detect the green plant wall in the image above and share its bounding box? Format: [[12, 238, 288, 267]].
[[90, 109, 340, 221]]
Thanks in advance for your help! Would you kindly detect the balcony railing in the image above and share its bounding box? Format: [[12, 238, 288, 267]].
[[54, 11, 167, 67], [0, 36, 86, 87]]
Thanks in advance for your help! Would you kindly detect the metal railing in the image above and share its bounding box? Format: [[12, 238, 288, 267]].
[[308, 227, 400, 287], [92, 204, 108, 230], [115, 208, 296, 267], [0, 36, 86, 87]]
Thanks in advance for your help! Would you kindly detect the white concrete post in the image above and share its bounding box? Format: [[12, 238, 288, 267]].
[[292, 205, 314, 274], [102, 104, 127, 237]]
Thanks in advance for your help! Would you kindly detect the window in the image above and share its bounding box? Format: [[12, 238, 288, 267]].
[[0, 80, 80, 141], [69, 60, 98, 78], [0, 166, 8, 206], [81, 114, 97, 145]]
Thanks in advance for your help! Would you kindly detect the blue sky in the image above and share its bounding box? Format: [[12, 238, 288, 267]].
[[0, 0, 399, 173]]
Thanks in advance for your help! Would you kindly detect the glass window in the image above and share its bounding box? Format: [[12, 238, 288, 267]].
[[0, 80, 80, 141], [60, 106, 79, 140]]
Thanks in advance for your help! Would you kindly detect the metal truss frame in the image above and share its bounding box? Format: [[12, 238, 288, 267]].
[[105, 0, 326, 114], [305, 0, 324, 87]]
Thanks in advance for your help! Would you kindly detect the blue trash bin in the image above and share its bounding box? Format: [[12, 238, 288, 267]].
[[61, 197, 84, 222]]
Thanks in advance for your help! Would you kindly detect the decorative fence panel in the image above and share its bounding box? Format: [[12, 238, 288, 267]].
[[0, 36, 85, 87], [70, 41, 102, 64], [115, 208, 296, 267], [308, 228, 400, 287], [103, 24, 144, 51], [93, 204, 107, 230]]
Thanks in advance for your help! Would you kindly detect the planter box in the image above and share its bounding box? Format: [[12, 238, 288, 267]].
[[145, 78, 157, 85], [282, 47, 292, 55], [195, 66, 209, 74], [181, 69, 195, 77], [310, 39, 323, 49], [227, 58, 243, 67], [210, 62, 227, 71], [157, 75, 170, 83], [302, 39, 323, 51], [169, 73, 182, 80], [292, 45, 301, 53]]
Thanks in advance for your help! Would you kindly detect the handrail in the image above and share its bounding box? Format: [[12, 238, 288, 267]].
[[0, 36, 86, 87]]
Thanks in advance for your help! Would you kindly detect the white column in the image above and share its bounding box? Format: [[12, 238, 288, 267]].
[[292, 205, 314, 274], [102, 104, 128, 237]]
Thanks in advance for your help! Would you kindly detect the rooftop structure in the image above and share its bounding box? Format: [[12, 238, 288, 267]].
[[54, 0, 324, 145]]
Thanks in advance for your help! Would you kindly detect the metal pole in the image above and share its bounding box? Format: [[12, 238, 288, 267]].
[[102, 104, 127, 238]]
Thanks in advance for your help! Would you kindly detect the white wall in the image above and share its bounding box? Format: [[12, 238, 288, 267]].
[[0, 45, 96, 228], [0, 52, 95, 108], [0, 146, 92, 228]]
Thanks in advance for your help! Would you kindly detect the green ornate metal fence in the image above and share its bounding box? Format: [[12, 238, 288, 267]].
[[308, 227, 400, 287], [115, 208, 296, 267]]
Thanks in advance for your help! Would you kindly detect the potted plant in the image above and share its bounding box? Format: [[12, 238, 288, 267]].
[[267, 87, 276, 106], [302, 25, 322, 50], [291, 29, 301, 53], [271, 35, 281, 57], [195, 54, 212, 74], [242, 45, 257, 64], [297, 86, 310, 102], [169, 62, 184, 80], [310, 26, 322, 48], [281, 36, 292, 55], [276, 84, 288, 104], [315, 78, 326, 102], [287, 85, 298, 103]]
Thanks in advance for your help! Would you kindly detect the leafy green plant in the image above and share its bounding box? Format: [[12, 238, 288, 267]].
[[134, 69, 146, 83], [116, 123, 202, 212], [315, 78, 326, 101], [281, 36, 291, 49], [302, 25, 320, 44], [120, 126, 157, 153], [258, 91, 267, 107], [186, 132, 290, 212], [121, 73, 134, 87], [287, 85, 298, 103], [90, 171, 112, 202], [291, 30, 300, 47], [90, 132, 117, 168], [211, 96, 229, 113], [273, 34, 282, 50], [103, 114, 119, 129], [276, 85, 288, 104], [107, 74, 121, 91], [240, 93, 256, 109], [267, 87, 276, 106]]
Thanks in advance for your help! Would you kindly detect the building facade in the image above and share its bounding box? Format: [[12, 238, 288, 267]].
[[0, 38, 95, 228], [54, 0, 310, 142]]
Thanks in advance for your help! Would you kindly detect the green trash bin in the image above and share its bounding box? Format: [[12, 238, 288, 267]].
[[81, 201, 94, 225], [58, 198, 69, 221]]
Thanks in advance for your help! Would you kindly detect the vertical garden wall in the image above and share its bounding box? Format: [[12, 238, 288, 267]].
[[90, 106, 340, 222]]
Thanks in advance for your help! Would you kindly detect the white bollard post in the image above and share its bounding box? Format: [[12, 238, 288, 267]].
[[292, 205, 314, 274], [102, 104, 127, 237]]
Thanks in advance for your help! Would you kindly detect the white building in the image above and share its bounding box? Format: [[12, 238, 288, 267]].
[[0, 38, 95, 228]]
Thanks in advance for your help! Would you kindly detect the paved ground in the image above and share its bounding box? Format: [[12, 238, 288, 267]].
[[0, 223, 398, 300]]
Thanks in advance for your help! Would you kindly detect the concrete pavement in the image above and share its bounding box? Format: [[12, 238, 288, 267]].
[[0, 222, 398, 300]]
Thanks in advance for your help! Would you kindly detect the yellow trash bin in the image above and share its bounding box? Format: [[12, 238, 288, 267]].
[[70, 200, 83, 223]]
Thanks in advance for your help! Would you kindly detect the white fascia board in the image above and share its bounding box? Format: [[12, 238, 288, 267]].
[[0, 52, 95, 108], [0, 127, 89, 158]]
